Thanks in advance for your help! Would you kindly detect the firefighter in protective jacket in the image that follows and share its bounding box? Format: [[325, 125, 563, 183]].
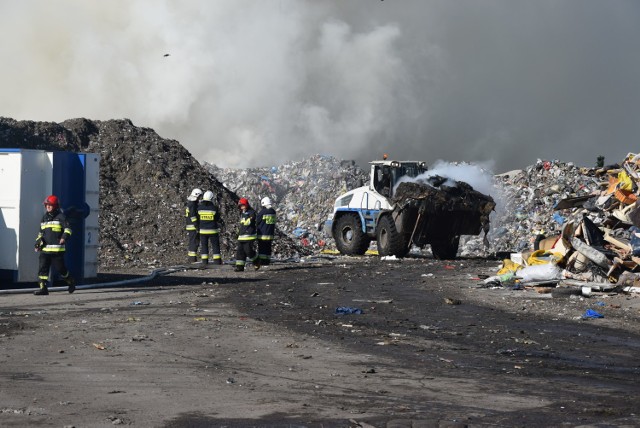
[[256, 196, 277, 266], [234, 198, 259, 272], [185, 188, 203, 262], [198, 190, 222, 264], [34, 195, 75, 295]]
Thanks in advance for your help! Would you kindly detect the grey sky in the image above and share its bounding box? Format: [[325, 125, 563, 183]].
[[1, 0, 637, 172]]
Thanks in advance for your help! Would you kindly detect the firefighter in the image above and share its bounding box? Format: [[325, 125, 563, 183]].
[[256, 196, 277, 266], [185, 188, 203, 262], [198, 190, 222, 265], [234, 197, 259, 272], [34, 195, 75, 295]]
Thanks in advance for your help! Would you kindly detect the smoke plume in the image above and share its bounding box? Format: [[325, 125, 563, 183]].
[[1, 1, 638, 171]]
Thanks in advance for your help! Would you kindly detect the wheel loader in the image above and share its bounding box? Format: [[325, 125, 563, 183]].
[[325, 160, 495, 259]]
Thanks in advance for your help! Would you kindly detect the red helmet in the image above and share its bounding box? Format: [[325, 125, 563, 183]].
[[43, 195, 59, 208], [238, 197, 249, 207]]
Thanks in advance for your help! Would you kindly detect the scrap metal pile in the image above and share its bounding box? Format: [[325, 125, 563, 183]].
[[481, 154, 640, 294]]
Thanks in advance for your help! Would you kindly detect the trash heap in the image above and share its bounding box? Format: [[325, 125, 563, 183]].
[[0, 117, 308, 268], [481, 154, 640, 294], [206, 155, 368, 249], [459, 159, 597, 257]]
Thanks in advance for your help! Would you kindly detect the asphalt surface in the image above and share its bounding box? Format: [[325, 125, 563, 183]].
[[1, 256, 639, 427]]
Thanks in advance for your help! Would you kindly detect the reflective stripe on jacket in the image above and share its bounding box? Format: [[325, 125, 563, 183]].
[[238, 208, 257, 241], [256, 207, 276, 241], [37, 210, 71, 253], [185, 199, 199, 231], [198, 200, 220, 234]]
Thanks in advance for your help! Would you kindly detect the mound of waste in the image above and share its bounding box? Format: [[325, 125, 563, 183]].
[[206, 155, 369, 250], [0, 117, 308, 268], [461, 159, 602, 257], [464, 154, 640, 294]]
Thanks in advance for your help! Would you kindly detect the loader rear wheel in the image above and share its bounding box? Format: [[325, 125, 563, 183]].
[[431, 236, 460, 260], [376, 214, 409, 257], [334, 214, 370, 255]]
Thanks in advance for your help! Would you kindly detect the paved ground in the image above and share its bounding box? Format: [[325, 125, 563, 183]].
[[1, 256, 639, 427]]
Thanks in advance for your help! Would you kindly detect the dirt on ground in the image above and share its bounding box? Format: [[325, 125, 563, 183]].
[[1, 256, 639, 428]]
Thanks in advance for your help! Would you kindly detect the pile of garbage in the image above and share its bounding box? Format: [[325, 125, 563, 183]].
[[6, 114, 640, 292], [206, 155, 368, 250], [459, 160, 596, 256], [0, 117, 309, 268], [481, 154, 640, 294]]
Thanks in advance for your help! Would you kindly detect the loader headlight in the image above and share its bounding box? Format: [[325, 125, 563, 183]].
[[390, 161, 400, 168]]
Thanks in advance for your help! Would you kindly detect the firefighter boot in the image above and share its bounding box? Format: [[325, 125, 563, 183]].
[[34, 281, 49, 296], [234, 265, 244, 272], [253, 261, 261, 271], [66, 276, 76, 294]]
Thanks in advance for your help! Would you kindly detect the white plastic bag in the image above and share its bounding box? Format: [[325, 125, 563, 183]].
[[516, 264, 562, 283]]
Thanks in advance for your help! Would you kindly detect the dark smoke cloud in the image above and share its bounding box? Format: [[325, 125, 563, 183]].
[[1, 0, 638, 172]]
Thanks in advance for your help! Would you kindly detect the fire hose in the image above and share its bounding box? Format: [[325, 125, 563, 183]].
[[0, 264, 198, 295]]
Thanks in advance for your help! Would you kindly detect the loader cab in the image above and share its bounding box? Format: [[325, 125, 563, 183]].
[[371, 161, 427, 198]]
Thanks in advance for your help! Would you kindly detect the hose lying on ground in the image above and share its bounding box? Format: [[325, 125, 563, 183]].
[[0, 265, 197, 295]]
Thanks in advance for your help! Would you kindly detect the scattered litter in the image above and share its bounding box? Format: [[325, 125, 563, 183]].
[[131, 335, 149, 342], [582, 309, 604, 319], [92, 343, 106, 350], [335, 307, 363, 315], [352, 299, 393, 304], [130, 301, 150, 306]]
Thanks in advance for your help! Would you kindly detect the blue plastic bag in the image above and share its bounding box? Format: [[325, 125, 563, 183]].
[[583, 309, 604, 319], [552, 212, 566, 225], [335, 306, 363, 315]]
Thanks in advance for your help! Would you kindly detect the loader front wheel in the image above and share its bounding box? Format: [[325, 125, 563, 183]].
[[376, 214, 409, 257], [431, 236, 460, 260], [334, 214, 370, 255]]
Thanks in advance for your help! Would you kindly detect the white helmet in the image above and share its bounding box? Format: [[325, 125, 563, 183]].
[[190, 188, 203, 198], [203, 190, 214, 201], [261, 197, 272, 207]]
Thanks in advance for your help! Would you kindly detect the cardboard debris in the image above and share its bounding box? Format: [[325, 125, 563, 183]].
[[479, 153, 640, 292]]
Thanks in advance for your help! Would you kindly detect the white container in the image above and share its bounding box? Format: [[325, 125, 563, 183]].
[[0, 149, 100, 283], [0, 150, 53, 282]]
